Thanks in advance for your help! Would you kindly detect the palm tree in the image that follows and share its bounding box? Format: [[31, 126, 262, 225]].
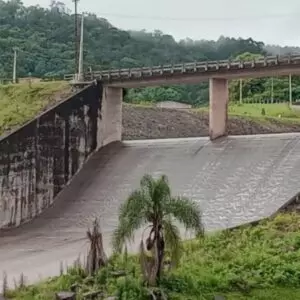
[[112, 174, 204, 286]]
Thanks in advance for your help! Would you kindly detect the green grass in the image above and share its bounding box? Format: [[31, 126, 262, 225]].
[[197, 102, 300, 118], [0, 81, 71, 136], [7, 213, 300, 299], [196, 102, 300, 127], [228, 103, 300, 119]]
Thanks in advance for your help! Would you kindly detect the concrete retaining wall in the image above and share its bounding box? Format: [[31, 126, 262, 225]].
[[0, 82, 114, 228]]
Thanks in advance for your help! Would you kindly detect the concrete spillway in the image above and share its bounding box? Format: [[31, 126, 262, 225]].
[[1, 133, 300, 286]]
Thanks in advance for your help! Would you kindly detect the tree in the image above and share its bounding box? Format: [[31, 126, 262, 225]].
[[2, 1, 299, 104], [112, 174, 204, 286], [229, 52, 265, 103]]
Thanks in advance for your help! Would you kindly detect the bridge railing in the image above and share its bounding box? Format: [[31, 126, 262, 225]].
[[64, 54, 300, 82], [64, 74, 75, 81]]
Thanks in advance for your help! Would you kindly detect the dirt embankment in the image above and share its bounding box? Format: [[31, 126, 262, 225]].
[[122, 106, 300, 140]]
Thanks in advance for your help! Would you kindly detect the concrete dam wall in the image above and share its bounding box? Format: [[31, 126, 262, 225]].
[[0, 83, 123, 228]]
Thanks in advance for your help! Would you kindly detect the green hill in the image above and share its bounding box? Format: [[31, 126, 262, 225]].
[[1, 1, 300, 106], [0, 0, 273, 106], [0, 1, 266, 78]]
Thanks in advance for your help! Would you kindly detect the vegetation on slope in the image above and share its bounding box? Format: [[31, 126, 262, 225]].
[[227, 103, 300, 119], [0, 82, 71, 136], [0, 0, 266, 78], [229, 53, 300, 104], [1, 1, 300, 106], [6, 212, 300, 299]]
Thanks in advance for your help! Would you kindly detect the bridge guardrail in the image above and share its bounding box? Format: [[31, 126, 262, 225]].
[[64, 74, 75, 81], [64, 54, 300, 83]]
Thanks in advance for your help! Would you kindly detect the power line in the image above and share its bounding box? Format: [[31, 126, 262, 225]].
[[97, 12, 300, 22]]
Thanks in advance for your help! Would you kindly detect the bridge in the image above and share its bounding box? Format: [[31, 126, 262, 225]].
[[65, 54, 300, 140], [65, 54, 300, 87]]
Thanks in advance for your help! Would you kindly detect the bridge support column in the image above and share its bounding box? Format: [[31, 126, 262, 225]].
[[97, 86, 123, 147], [209, 78, 228, 140]]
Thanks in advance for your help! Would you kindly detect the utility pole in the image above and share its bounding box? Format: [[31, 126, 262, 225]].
[[72, 0, 79, 79], [78, 14, 84, 82], [12, 47, 18, 84], [239, 79, 243, 104], [271, 77, 274, 103], [289, 74, 292, 105]]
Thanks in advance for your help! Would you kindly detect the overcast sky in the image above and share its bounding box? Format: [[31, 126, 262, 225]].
[[22, 0, 300, 46]]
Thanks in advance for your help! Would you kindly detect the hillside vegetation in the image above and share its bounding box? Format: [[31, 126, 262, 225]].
[[0, 82, 71, 136], [1, 1, 300, 106], [7, 212, 300, 299]]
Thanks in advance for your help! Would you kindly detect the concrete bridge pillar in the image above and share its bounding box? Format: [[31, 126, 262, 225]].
[[209, 78, 229, 140], [97, 86, 123, 148]]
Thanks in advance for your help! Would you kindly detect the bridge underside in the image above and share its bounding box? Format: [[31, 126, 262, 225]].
[[1, 133, 300, 286]]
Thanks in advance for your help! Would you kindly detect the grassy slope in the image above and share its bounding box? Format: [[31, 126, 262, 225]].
[[7, 213, 300, 299], [0, 82, 72, 136], [171, 212, 300, 299], [198, 102, 300, 124], [227, 103, 300, 125], [135, 102, 300, 120]]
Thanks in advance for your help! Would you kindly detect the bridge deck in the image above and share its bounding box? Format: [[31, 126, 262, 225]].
[[1, 133, 300, 286], [65, 54, 300, 87]]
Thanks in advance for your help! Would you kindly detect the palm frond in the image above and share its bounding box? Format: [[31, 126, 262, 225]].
[[162, 218, 182, 268], [165, 196, 204, 236], [152, 175, 171, 210], [119, 190, 151, 221], [111, 220, 128, 253], [140, 174, 156, 200], [112, 190, 150, 252]]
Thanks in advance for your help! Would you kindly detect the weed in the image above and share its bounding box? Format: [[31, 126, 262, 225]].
[[7, 213, 300, 299]]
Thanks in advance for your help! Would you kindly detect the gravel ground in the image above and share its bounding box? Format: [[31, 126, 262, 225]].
[[122, 106, 300, 140]]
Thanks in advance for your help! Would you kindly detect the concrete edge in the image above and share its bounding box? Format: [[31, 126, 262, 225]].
[[122, 132, 300, 147], [222, 191, 300, 234]]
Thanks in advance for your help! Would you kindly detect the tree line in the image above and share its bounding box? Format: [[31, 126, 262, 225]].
[[1, 0, 300, 105]]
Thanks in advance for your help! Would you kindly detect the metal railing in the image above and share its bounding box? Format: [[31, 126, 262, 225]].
[[64, 54, 300, 83]]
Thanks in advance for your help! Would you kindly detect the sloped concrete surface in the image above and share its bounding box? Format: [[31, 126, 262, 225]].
[[1, 133, 300, 286]]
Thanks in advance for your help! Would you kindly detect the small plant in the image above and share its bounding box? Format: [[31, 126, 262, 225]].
[[2, 271, 7, 296], [59, 261, 64, 276], [19, 273, 25, 289], [261, 107, 266, 115]]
